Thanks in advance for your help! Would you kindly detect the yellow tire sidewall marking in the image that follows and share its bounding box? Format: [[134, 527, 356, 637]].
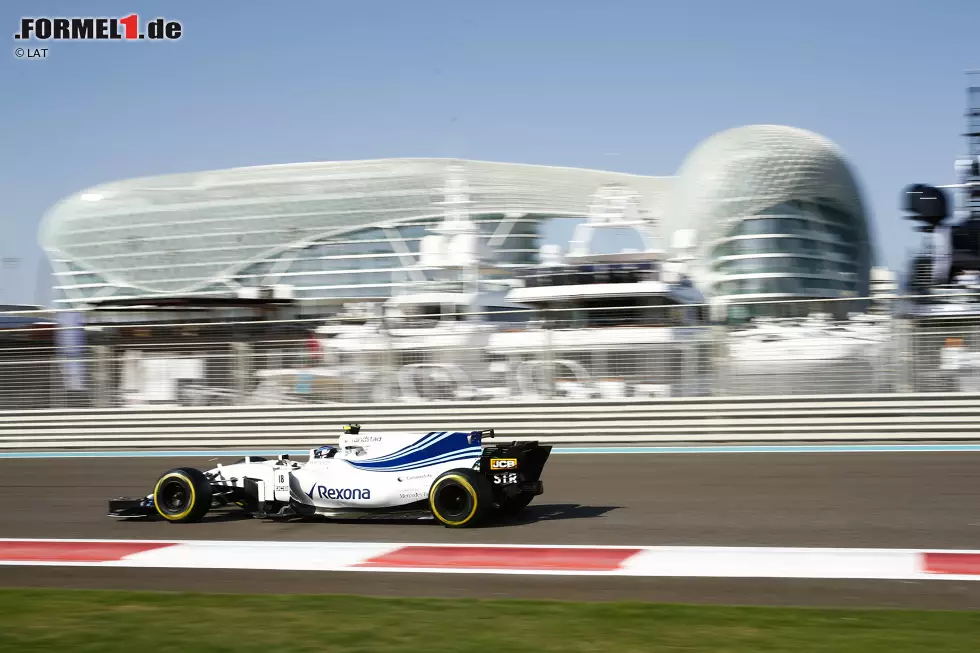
[[429, 474, 478, 526], [153, 472, 197, 521]]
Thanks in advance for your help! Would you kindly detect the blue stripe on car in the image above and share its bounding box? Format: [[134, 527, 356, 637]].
[[345, 442, 480, 472], [357, 431, 446, 463], [345, 431, 480, 471], [345, 448, 483, 473]]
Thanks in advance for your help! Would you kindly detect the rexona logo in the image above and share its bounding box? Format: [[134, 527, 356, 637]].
[[307, 485, 371, 501], [489, 458, 518, 471]]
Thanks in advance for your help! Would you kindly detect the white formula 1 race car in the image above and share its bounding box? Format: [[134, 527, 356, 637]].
[[108, 425, 552, 528]]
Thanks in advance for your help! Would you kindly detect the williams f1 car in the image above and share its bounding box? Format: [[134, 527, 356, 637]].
[[108, 425, 551, 528]]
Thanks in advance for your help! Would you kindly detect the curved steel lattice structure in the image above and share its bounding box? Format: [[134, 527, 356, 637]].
[[40, 159, 668, 304], [40, 125, 872, 311], [670, 125, 872, 314]]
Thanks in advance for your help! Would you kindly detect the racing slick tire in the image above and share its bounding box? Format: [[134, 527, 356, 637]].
[[152, 467, 213, 523], [428, 468, 494, 528]]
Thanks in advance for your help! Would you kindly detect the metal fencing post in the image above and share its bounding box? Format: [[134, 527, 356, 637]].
[[544, 323, 555, 399], [711, 324, 729, 397], [232, 341, 250, 405], [896, 319, 913, 393], [93, 345, 112, 408], [379, 326, 393, 403]]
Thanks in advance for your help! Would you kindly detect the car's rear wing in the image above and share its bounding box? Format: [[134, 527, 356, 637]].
[[479, 440, 552, 484], [467, 428, 495, 445]]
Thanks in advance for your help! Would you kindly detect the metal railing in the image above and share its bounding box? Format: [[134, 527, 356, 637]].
[[3, 294, 980, 410], [2, 393, 979, 449]]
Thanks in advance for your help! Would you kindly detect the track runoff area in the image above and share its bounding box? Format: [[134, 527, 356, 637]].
[[4, 442, 980, 585]]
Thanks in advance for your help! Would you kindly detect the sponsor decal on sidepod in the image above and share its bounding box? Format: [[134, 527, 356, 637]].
[[306, 485, 371, 501]]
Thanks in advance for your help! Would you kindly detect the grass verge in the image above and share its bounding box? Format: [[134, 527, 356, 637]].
[[0, 588, 978, 652]]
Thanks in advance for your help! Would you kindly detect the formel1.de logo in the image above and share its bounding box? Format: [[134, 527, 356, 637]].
[[14, 15, 182, 41]]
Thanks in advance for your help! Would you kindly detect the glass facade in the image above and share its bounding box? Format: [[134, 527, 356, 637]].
[[42, 159, 669, 309], [709, 200, 865, 303], [228, 216, 542, 301], [707, 200, 869, 321], [53, 214, 543, 306]]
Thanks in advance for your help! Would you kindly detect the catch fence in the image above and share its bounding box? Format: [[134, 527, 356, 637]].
[[1, 298, 980, 410]]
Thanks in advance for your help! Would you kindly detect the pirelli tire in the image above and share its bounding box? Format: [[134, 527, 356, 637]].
[[428, 468, 494, 528], [152, 467, 213, 523]]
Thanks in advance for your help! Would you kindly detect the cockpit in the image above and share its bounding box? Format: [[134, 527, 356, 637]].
[[311, 445, 337, 459], [311, 423, 369, 460]]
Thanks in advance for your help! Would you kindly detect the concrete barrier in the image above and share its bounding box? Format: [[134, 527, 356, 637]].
[[0, 392, 977, 450]]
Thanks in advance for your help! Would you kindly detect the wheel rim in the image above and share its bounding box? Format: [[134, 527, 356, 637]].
[[435, 483, 471, 520], [159, 479, 189, 514]]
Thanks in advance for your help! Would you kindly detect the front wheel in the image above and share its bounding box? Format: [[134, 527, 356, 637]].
[[152, 467, 213, 523], [428, 468, 493, 528]]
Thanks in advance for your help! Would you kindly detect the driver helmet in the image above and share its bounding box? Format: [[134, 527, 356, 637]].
[[343, 423, 361, 435]]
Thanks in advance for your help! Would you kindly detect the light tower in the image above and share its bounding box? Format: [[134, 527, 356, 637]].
[[901, 70, 980, 290], [961, 70, 980, 219]]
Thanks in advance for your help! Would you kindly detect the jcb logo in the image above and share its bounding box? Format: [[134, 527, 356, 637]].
[[490, 458, 517, 470]]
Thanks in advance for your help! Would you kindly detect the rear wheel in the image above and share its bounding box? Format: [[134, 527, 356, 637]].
[[153, 467, 213, 523], [429, 468, 493, 528]]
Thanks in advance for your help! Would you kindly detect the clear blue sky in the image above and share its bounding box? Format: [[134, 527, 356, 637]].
[[1, 0, 977, 305]]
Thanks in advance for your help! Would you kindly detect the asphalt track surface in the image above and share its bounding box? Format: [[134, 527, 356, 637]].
[[4, 452, 980, 608]]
